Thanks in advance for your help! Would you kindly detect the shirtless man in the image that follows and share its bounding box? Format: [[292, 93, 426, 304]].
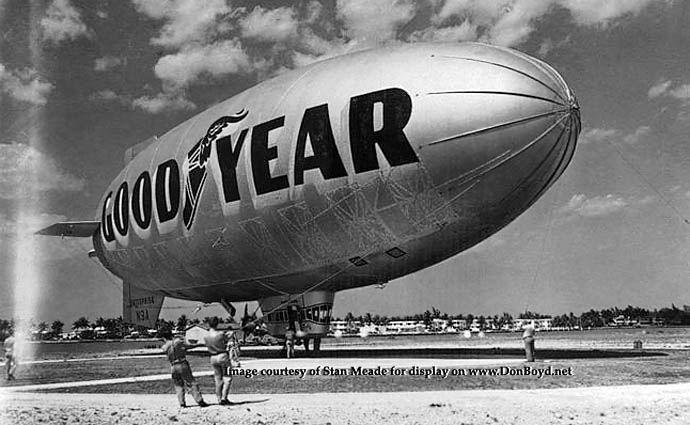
[[161, 332, 208, 408], [203, 318, 232, 405]]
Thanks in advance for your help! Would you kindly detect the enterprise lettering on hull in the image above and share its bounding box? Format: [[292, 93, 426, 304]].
[[38, 42, 581, 342]]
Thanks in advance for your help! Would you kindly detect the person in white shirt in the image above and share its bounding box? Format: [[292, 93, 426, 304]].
[[522, 323, 536, 362]]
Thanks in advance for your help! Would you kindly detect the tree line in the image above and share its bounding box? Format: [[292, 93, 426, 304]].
[[2, 303, 690, 341], [337, 304, 690, 329]]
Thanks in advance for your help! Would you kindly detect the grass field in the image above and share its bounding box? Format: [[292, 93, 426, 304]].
[[1, 348, 687, 395]]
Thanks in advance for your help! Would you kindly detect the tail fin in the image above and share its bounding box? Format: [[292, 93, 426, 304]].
[[123, 280, 165, 328]]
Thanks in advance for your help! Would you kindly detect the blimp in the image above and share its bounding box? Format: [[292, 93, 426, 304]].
[[38, 42, 580, 349]]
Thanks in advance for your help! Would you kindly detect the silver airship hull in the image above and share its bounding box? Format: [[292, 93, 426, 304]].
[[85, 42, 579, 331]]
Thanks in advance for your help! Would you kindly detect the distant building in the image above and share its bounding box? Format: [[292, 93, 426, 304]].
[[451, 319, 467, 330], [329, 320, 362, 334], [329, 320, 349, 333], [430, 318, 448, 332], [513, 318, 553, 331], [184, 324, 208, 344], [611, 315, 627, 327], [385, 320, 424, 334]]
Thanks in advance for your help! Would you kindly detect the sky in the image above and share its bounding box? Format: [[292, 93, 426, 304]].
[[1, 0, 690, 327]]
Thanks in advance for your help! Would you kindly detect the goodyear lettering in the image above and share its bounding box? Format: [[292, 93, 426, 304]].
[[349, 88, 417, 173], [102, 192, 115, 242], [294, 104, 347, 185], [102, 88, 417, 243], [251, 116, 289, 195], [155, 159, 180, 223], [216, 128, 249, 203], [131, 172, 152, 230], [114, 182, 129, 237]]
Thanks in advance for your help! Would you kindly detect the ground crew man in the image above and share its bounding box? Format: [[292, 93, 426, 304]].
[[284, 326, 295, 359], [203, 317, 232, 405], [161, 331, 208, 408], [522, 322, 536, 362], [4, 333, 16, 380], [227, 329, 241, 368]]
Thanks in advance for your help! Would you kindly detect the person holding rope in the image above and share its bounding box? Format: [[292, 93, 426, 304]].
[[204, 317, 233, 405], [161, 331, 208, 408]]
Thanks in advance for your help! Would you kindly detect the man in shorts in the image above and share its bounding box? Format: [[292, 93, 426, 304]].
[[203, 317, 232, 405], [4, 332, 16, 380], [161, 331, 208, 408]]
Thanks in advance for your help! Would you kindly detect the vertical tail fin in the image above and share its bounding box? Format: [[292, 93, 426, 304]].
[[123, 280, 165, 328]]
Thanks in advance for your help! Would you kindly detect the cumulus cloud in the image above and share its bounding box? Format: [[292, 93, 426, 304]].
[[579, 127, 621, 144], [0, 143, 85, 200], [410, 20, 477, 42], [90, 89, 193, 114], [427, 0, 661, 47], [41, 0, 91, 44], [536, 35, 571, 57], [427, 0, 549, 46], [93, 56, 124, 72], [241, 6, 299, 43], [126, 0, 668, 106], [337, 0, 416, 43], [154, 40, 255, 88], [0, 64, 54, 106], [132, 0, 233, 48], [131, 93, 196, 114], [648, 79, 673, 99], [559, 193, 628, 217], [622, 126, 652, 144], [89, 89, 131, 106], [647, 79, 690, 104], [487, 1, 553, 47], [579, 126, 652, 145], [560, 0, 660, 26]]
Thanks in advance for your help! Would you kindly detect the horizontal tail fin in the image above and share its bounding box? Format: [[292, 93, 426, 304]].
[[35, 221, 100, 237]]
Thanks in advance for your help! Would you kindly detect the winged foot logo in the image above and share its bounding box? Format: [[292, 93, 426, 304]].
[[182, 110, 249, 230]]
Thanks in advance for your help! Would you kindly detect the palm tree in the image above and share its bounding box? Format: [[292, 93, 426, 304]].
[[176, 314, 188, 331], [51, 320, 64, 338], [72, 316, 90, 330]]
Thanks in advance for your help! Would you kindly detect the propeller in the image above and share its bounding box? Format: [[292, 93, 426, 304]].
[[241, 304, 257, 336]]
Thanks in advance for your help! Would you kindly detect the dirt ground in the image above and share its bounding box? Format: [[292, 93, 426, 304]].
[[2, 383, 690, 425]]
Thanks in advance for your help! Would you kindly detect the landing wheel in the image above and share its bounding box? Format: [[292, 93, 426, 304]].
[[303, 338, 310, 352], [313, 337, 321, 352]]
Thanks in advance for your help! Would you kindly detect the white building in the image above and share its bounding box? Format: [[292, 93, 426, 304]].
[[184, 324, 209, 344], [385, 320, 424, 334], [513, 318, 553, 331], [451, 319, 467, 330], [329, 320, 361, 334]]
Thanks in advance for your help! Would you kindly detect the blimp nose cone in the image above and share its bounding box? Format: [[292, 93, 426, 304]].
[[412, 43, 580, 211]]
